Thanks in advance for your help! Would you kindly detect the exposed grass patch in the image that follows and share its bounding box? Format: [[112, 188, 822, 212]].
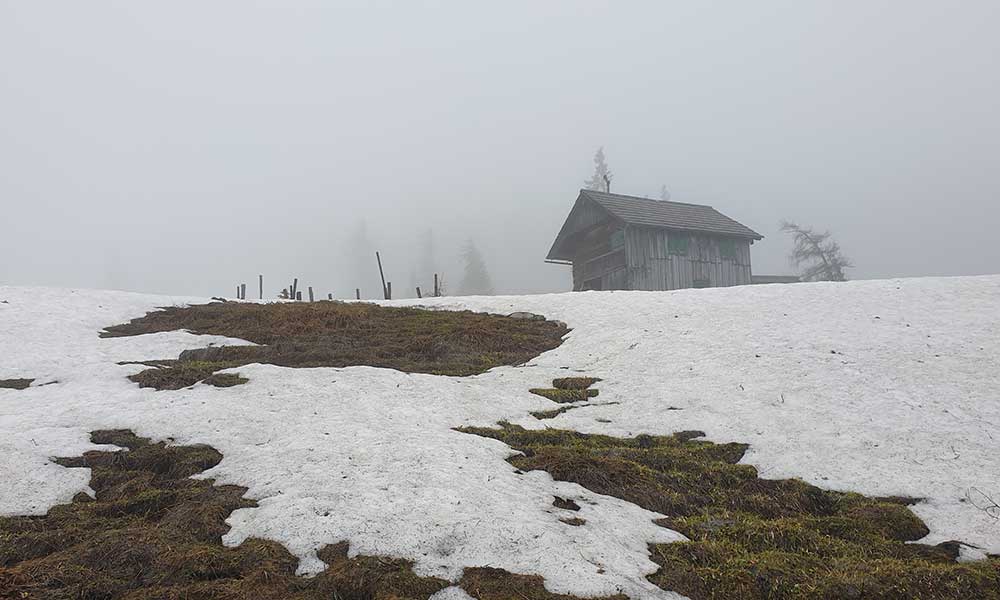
[[0, 429, 646, 600], [458, 567, 627, 600], [529, 388, 599, 403], [127, 360, 247, 390], [552, 377, 601, 390], [103, 301, 568, 389], [0, 430, 449, 598], [530, 376, 601, 405], [531, 406, 575, 420], [458, 423, 1000, 599], [0, 378, 33, 390]]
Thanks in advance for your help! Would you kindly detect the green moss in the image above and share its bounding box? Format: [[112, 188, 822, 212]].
[[458, 423, 1000, 599]]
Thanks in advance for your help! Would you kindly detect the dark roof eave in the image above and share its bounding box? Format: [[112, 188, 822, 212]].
[[650, 225, 763, 241]]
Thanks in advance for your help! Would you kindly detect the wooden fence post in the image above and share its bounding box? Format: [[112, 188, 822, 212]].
[[434, 273, 439, 297], [259, 275, 263, 300], [356, 288, 360, 300], [386, 281, 392, 300], [376, 252, 387, 299], [292, 278, 298, 299], [240, 283, 246, 300], [296, 291, 302, 301], [308, 286, 314, 302], [236, 285, 240, 299], [416, 286, 422, 298]]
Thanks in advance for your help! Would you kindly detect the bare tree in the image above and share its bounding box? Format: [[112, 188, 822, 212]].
[[584, 147, 612, 192], [780, 221, 853, 282]]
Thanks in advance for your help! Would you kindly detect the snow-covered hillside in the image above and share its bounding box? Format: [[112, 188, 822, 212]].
[[2, 276, 999, 598]]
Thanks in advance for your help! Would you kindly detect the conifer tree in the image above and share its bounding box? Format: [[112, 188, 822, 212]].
[[458, 240, 495, 296], [584, 147, 612, 192]]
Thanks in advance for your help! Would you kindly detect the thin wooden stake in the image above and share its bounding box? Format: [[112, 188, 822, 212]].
[[236, 285, 240, 299], [356, 288, 361, 300], [416, 286, 422, 298], [240, 283, 246, 300], [259, 274, 263, 300], [376, 252, 387, 299], [292, 278, 298, 298], [434, 273, 439, 297], [386, 281, 392, 300], [308, 286, 314, 302]]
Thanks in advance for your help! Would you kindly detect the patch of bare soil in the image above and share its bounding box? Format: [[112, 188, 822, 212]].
[[102, 301, 568, 389], [0, 378, 33, 390], [459, 423, 1000, 600]]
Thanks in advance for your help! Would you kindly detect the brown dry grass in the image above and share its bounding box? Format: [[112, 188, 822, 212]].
[[0, 430, 451, 599], [458, 568, 625, 600], [0, 430, 638, 600], [102, 301, 568, 389], [528, 388, 599, 403], [458, 423, 1000, 600]]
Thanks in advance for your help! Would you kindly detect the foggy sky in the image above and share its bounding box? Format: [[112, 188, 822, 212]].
[[2, 2, 998, 298]]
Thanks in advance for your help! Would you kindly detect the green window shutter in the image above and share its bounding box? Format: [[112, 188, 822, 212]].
[[667, 234, 689, 255], [610, 230, 625, 249], [720, 239, 737, 259]]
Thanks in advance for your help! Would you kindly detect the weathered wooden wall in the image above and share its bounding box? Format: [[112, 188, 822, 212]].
[[570, 220, 626, 291], [623, 226, 752, 290]]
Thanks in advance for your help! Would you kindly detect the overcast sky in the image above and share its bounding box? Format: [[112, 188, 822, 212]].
[[2, 1, 997, 298]]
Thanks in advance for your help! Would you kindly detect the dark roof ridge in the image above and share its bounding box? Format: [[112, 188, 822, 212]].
[[580, 188, 711, 209]]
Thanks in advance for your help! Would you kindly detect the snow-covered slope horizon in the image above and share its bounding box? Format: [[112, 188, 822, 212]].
[[2, 275, 999, 598]]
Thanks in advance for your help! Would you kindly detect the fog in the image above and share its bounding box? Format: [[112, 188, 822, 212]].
[[2, 2, 998, 298]]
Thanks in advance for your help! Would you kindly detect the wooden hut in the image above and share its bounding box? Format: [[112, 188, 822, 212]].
[[546, 189, 763, 291]]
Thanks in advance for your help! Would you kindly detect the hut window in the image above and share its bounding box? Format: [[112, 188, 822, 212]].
[[667, 235, 689, 255], [610, 230, 625, 249], [719, 239, 737, 259]]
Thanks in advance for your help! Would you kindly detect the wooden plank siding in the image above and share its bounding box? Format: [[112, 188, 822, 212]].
[[568, 220, 627, 291], [623, 226, 752, 290]]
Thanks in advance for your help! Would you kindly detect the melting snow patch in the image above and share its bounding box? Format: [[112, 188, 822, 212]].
[[2, 276, 1000, 597]]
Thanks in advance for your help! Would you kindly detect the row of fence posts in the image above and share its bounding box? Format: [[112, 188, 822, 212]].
[[232, 252, 442, 302]]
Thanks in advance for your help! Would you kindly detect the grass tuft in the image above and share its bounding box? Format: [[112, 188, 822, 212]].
[[551, 377, 601, 390]]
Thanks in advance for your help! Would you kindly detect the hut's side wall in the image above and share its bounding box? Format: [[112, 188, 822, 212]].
[[624, 226, 752, 290], [570, 220, 627, 291]]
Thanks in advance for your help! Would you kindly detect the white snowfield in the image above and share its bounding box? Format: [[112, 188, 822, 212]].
[[1, 276, 999, 598]]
